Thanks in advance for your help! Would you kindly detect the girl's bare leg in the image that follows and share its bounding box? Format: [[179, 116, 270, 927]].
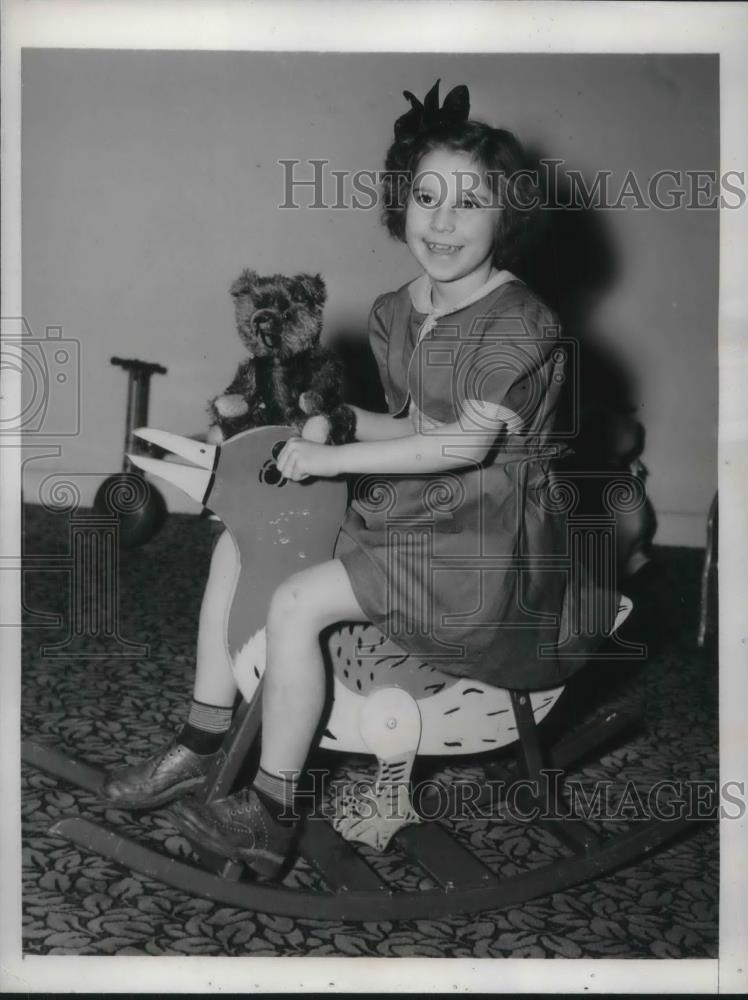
[[168, 558, 366, 872], [260, 558, 365, 776], [193, 529, 240, 707]]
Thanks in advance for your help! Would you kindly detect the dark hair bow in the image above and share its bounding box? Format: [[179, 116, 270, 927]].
[[394, 78, 470, 142]]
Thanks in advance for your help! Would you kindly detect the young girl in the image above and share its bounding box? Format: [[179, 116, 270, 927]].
[[104, 80, 617, 878]]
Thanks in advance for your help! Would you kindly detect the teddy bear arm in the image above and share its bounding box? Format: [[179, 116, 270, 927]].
[[207, 360, 257, 437], [301, 351, 347, 412], [221, 360, 257, 400]]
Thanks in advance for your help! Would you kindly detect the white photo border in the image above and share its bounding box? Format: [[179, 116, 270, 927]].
[[1, 1, 746, 994]]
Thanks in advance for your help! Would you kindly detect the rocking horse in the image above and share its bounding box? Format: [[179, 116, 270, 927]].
[[22, 425, 698, 921]]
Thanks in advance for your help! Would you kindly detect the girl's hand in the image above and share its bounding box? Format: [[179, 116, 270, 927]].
[[276, 437, 341, 481]]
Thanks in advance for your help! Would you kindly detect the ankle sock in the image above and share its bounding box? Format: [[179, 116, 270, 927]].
[[178, 698, 233, 755], [252, 767, 299, 827]]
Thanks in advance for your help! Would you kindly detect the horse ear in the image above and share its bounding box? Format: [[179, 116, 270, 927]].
[[230, 269, 259, 297], [292, 273, 327, 307]]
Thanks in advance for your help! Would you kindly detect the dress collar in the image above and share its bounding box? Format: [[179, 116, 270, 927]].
[[407, 268, 519, 320], [391, 268, 522, 421]]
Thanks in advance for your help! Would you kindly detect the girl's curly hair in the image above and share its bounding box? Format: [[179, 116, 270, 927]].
[[381, 120, 540, 270]]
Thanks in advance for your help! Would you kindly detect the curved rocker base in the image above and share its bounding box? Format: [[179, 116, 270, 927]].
[[46, 811, 694, 923], [22, 730, 703, 923]]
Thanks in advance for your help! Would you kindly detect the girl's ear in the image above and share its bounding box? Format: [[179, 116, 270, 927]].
[[292, 273, 327, 308], [230, 269, 259, 297]]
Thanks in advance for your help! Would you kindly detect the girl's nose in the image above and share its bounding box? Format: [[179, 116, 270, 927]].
[[431, 203, 456, 232]]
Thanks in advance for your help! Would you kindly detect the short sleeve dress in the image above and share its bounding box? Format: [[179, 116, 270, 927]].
[[334, 271, 618, 691]]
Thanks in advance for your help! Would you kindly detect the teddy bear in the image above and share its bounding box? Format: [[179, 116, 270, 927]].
[[207, 269, 357, 446]]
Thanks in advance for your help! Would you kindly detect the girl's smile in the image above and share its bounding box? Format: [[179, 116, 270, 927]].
[[405, 147, 503, 307], [424, 241, 462, 255]]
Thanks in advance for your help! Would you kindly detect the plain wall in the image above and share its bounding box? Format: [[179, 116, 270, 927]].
[[21, 51, 718, 543]]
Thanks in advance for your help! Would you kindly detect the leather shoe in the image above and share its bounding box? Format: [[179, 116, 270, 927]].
[[168, 787, 297, 879], [100, 740, 218, 810]]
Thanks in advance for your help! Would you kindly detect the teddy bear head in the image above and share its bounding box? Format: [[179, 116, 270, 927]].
[[229, 269, 327, 359]]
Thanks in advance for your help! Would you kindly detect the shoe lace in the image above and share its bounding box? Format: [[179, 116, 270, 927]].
[[226, 786, 255, 817]]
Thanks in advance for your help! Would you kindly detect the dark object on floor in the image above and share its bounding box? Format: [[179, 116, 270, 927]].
[[556, 403, 657, 581], [92, 356, 168, 548]]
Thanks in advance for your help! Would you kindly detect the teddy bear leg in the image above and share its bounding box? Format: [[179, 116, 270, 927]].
[[206, 424, 226, 445]]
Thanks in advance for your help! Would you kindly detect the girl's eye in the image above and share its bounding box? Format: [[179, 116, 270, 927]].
[[413, 189, 436, 207], [459, 198, 478, 209]]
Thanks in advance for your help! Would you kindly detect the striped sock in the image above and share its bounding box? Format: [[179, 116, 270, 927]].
[[252, 767, 299, 826], [178, 699, 233, 755]]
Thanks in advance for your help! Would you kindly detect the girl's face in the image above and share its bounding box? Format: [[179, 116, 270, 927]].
[[405, 147, 502, 303]]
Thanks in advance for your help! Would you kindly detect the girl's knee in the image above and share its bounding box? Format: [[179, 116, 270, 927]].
[[267, 571, 315, 630], [266, 561, 360, 636]]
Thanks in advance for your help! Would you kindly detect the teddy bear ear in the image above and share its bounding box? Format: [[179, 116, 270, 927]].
[[230, 269, 259, 297], [291, 273, 326, 307]]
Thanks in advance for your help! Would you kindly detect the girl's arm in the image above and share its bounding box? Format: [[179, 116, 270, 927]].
[[347, 405, 415, 442], [302, 406, 422, 444], [278, 409, 506, 480], [338, 426, 492, 474]]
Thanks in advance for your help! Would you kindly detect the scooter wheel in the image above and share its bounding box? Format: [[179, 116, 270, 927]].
[[93, 473, 167, 548]]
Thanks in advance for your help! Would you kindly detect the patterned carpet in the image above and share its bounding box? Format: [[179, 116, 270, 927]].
[[20, 503, 718, 958]]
